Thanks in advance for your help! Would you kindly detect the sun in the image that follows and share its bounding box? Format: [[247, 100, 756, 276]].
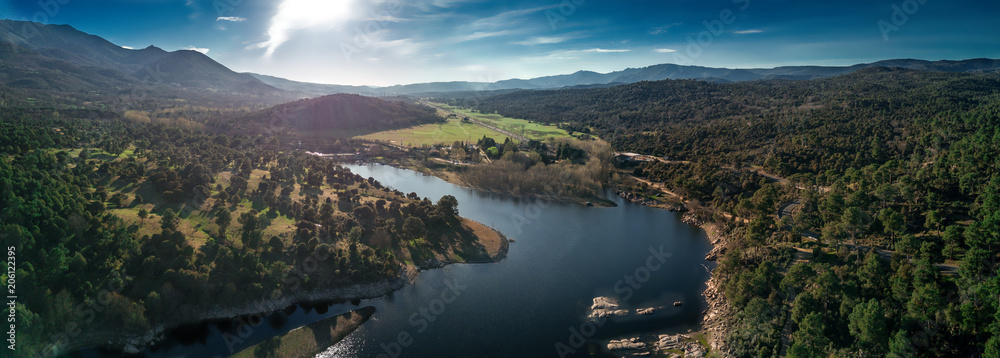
[[256, 0, 357, 57]]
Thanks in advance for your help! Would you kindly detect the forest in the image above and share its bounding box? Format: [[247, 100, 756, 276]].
[[0, 90, 492, 357], [218, 93, 443, 139], [460, 68, 1000, 357]]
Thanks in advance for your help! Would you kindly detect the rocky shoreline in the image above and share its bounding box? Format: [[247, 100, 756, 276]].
[[598, 206, 732, 357], [684, 213, 733, 357], [614, 187, 687, 212]]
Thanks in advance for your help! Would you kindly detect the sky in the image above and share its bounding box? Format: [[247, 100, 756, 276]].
[[1, 0, 999, 86]]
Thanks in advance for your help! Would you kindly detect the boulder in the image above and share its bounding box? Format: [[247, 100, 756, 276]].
[[608, 337, 645, 351], [588, 296, 629, 319]]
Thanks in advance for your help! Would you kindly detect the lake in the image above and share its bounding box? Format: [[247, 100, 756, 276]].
[[74, 164, 713, 358]]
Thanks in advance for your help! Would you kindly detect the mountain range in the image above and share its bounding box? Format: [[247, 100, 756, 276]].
[[2, 19, 1000, 99], [0, 19, 281, 99], [254, 58, 1000, 97]]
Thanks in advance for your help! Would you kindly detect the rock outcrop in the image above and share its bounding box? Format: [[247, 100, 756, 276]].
[[608, 337, 646, 351], [588, 296, 629, 319]]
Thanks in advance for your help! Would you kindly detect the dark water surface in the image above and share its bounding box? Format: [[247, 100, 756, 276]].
[[76, 164, 713, 358]]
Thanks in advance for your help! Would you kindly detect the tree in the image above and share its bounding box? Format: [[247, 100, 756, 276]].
[[436, 195, 459, 222], [215, 207, 232, 239], [403, 216, 427, 240], [887, 330, 916, 358], [238, 210, 264, 252], [160, 208, 178, 232], [789, 313, 830, 358], [879, 208, 905, 244], [745, 218, 769, 254], [942, 225, 965, 260], [840, 207, 866, 244], [986, 335, 1000, 358], [924, 209, 943, 232], [858, 251, 889, 296], [268, 236, 284, 253], [137, 208, 149, 225], [849, 299, 888, 352]]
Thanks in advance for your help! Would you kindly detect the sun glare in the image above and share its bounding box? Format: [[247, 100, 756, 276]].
[[256, 0, 356, 57]]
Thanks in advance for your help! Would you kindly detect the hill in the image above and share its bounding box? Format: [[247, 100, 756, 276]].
[[221, 93, 442, 138]]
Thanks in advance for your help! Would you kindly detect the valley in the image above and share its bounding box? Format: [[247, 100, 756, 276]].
[[1, 5, 999, 357]]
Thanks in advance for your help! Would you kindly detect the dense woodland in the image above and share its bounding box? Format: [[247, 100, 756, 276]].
[[454, 136, 612, 200], [218, 93, 442, 139], [463, 69, 1000, 357], [0, 90, 490, 357]]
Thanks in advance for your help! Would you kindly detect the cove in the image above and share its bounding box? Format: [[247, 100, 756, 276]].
[[73, 164, 713, 358]]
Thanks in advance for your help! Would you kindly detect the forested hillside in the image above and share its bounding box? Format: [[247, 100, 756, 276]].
[[0, 92, 495, 356], [220, 93, 442, 138], [461, 69, 1000, 357]]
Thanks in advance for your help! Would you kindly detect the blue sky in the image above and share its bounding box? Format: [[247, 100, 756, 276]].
[[2, 0, 998, 86]]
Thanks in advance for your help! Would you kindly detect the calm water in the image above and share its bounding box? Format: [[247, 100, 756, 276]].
[[74, 164, 713, 358]]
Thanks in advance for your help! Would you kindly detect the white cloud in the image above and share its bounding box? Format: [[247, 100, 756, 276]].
[[649, 23, 682, 35], [580, 48, 631, 53], [121, 45, 134, 50], [413, 0, 471, 11], [525, 48, 631, 61], [465, 5, 557, 30], [453, 30, 513, 43], [734, 29, 763, 34], [251, 0, 357, 57], [183, 46, 210, 54], [185, 0, 200, 20], [513, 36, 567, 46], [217, 16, 247, 22], [654, 48, 677, 53]]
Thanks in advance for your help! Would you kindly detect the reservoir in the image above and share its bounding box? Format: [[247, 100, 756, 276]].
[[76, 164, 713, 358]]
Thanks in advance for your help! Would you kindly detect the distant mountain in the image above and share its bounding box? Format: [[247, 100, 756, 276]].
[[254, 58, 1000, 97], [249, 73, 375, 96], [0, 19, 282, 96]]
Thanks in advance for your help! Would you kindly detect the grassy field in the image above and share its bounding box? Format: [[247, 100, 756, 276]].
[[357, 113, 513, 147], [357, 103, 571, 148], [432, 103, 571, 141]]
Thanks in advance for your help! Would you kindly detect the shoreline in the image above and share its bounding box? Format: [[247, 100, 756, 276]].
[[608, 191, 734, 357], [687, 217, 732, 356], [232, 307, 378, 358], [380, 159, 619, 208], [65, 219, 510, 356]]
